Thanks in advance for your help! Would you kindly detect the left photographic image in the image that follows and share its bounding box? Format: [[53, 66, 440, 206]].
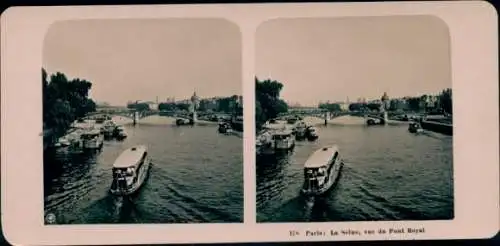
[[42, 19, 243, 224]]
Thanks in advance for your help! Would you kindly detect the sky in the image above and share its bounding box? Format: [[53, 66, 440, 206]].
[[43, 19, 242, 106], [256, 15, 452, 107]]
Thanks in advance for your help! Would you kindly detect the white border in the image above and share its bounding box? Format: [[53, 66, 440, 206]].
[[1, 1, 498, 245]]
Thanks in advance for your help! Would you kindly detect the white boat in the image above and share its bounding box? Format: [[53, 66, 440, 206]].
[[271, 129, 295, 150], [80, 129, 104, 150], [301, 145, 344, 196], [109, 145, 151, 196]]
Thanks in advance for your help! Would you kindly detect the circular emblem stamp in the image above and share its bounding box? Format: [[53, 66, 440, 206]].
[[45, 213, 56, 224]]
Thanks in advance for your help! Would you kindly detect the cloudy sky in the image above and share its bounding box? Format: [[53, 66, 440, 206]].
[[256, 15, 451, 106], [43, 19, 242, 106]]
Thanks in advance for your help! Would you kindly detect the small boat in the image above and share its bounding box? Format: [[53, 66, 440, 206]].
[[101, 120, 117, 138], [55, 137, 70, 147], [218, 122, 232, 134], [176, 118, 193, 126], [114, 126, 128, 140], [366, 118, 382, 126], [301, 145, 344, 196], [293, 121, 307, 140], [306, 126, 319, 141], [80, 129, 104, 150], [408, 122, 423, 133], [109, 145, 151, 196]]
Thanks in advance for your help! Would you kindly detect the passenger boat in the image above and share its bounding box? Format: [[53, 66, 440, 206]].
[[80, 129, 104, 150], [306, 126, 319, 141], [301, 145, 344, 196], [408, 121, 423, 133], [271, 129, 295, 151], [109, 145, 151, 196]]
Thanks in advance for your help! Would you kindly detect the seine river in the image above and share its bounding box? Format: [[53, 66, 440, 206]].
[[44, 118, 243, 224], [256, 118, 454, 222]]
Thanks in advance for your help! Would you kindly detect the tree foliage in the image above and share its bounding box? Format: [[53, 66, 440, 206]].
[[255, 77, 288, 126], [127, 102, 150, 111], [318, 103, 342, 112], [366, 103, 381, 111], [348, 103, 365, 112], [439, 88, 452, 114], [43, 68, 96, 137], [158, 95, 241, 113]]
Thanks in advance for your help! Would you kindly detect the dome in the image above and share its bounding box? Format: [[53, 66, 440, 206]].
[[381, 92, 389, 101], [190, 91, 199, 102]]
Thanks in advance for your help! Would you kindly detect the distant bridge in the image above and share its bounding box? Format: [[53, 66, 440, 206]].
[[89, 110, 159, 120], [278, 110, 389, 123], [90, 109, 223, 121]]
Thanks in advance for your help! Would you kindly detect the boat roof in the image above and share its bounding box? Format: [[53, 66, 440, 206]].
[[272, 129, 293, 135], [81, 129, 101, 135], [113, 145, 148, 168], [304, 145, 339, 168]]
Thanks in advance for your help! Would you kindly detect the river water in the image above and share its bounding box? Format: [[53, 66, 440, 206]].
[[44, 118, 243, 224], [256, 118, 454, 222]]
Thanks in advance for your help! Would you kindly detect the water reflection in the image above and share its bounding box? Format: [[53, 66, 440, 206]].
[[44, 124, 243, 224], [256, 124, 454, 223]]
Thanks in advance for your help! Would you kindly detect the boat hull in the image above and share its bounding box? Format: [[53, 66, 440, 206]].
[[110, 160, 151, 196], [408, 128, 423, 133], [301, 161, 344, 196], [83, 139, 103, 149]]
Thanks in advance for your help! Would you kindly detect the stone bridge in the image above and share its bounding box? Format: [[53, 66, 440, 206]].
[[90, 109, 216, 121], [279, 110, 386, 120]]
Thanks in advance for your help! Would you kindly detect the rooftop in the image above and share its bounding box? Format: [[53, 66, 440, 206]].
[[113, 145, 148, 168], [304, 145, 339, 168]]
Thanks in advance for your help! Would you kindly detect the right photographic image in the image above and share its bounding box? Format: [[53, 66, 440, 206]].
[[255, 16, 454, 223]]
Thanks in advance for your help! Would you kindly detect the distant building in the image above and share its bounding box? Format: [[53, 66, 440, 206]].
[[333, 102, 349, 111], [138, 101, 159, 110]]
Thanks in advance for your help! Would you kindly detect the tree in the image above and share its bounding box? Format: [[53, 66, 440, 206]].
[[407, 97, 421, 112], [389, 99, 399, 111], [318, 103, 341, 112], [348, 103, 365, 111], [127, 102, 150, 111], [439, 88, 452, 114], [255, 77, 288, 127], [366, 103, 381, 111], [42, 68, 96, 139]]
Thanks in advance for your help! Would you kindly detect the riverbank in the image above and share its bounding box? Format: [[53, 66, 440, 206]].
[[421, 119, 453, 136]]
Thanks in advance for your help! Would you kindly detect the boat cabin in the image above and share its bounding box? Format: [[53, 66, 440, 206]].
[[304, 145, 339, 180], [271, 129, 295, 150], [80, 129, 102, 140], [112, 145, 148, 183], [272, 130, 293, 140]]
